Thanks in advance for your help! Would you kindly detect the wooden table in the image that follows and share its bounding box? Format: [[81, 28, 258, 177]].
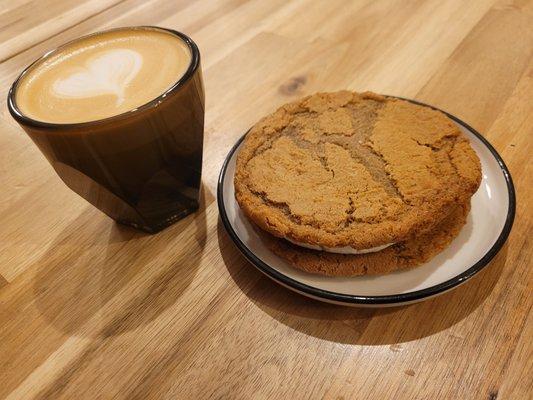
[[1, 1, 531, 399]]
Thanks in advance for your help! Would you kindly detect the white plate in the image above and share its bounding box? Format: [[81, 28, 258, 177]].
[[217, 99, 515, 306]]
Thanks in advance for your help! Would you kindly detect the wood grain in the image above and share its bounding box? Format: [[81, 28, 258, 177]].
[[0, 1, 532, 399]]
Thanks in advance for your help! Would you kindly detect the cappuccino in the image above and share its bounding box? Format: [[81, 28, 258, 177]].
[[9, 27, 204, 232], [15, 28, 192, 123]]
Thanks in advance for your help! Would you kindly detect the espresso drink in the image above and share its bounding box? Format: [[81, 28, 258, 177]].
[[9, 27, 205, 232], [16, 29, 192, 123]]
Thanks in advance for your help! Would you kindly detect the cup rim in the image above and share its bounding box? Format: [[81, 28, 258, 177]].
[[7, 26, 201, 130]]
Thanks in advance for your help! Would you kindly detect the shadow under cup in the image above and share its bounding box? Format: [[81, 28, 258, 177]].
[[7, 27, 205, 233]]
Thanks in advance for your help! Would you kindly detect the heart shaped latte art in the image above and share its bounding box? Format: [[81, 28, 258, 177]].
[[52, 48, 143, 105]]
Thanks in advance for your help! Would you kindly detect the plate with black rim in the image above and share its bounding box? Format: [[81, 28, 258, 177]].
[[217, 99, 515, 307]]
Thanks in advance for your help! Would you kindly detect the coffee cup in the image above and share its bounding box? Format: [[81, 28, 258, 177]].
[[8, 26, 204, 233]]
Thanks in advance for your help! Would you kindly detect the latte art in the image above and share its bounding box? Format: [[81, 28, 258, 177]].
[[15, 28, 192, 123], [52, 49, 143, 105]]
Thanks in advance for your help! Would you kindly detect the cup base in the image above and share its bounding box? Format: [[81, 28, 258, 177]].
[[116, 201, 199, 233]]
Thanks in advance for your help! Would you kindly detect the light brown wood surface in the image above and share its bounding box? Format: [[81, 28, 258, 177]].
[[0, 1, 532, 399]]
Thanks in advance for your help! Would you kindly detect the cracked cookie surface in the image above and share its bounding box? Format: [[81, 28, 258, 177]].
[[234, 91, 481, 249]]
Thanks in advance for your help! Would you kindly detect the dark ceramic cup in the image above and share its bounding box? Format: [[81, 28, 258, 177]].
[[8, 27, 204, 233]]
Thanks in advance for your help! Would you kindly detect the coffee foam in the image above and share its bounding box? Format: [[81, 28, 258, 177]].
[[15, 28, 191, 123], [52, 48, 143, 105]]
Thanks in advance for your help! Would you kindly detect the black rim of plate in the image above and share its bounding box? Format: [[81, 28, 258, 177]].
[[217, 97, 516, 305]]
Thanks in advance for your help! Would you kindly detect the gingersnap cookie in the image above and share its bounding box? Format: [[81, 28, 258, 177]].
[[234, 91, 481, 252], [267, 201, 470, 276]]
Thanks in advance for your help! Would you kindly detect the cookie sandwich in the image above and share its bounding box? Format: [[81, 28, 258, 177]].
[[234, 91, 481, 276]]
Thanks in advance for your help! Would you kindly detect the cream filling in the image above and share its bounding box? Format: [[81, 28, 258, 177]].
[[287, 238, 394, 254]]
